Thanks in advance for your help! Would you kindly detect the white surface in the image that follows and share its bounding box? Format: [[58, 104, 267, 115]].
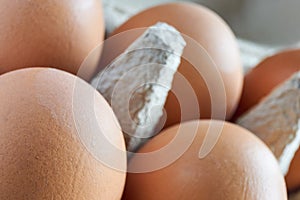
[[229, 0, 300, 46]]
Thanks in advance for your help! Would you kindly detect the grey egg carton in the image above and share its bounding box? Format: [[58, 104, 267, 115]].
[[103, 0, 300, 73]]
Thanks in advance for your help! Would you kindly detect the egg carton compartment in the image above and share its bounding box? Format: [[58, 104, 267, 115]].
[[103, 0, 300, 72]]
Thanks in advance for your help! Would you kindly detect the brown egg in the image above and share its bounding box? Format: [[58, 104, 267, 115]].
[[286, 151, 300, 192], [233, 49, 300, 119], [123, 120, 287, 200], [0, 68, 126, 199], [0, 0, 105, 80], [230, 49, 300, 191], [101, 2, 243, 128]]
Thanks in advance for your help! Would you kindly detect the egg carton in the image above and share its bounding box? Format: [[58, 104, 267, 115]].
[[102, 0, 300, 198], [102, 0, 300, 73]]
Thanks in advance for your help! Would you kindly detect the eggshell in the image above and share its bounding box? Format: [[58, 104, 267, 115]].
[[233, 49, 300, 119], [236, 72, 300, 176], [101, 2, 243, 127], [123, 120, 287, 200], [0, 0, 105, 80], [231, 50, 300, 191], [0, 68, 126, 199], [286, 146, 300, 192]]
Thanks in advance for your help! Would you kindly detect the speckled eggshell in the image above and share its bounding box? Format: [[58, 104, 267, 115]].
[[123, 120, 287, 200], [0, 68, 126, 200], [0, 0, 105, 80], [230, 49, 300, 191]]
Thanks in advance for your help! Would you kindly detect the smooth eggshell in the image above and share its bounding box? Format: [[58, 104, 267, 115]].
[[0, 68, 126, 199], [286, 150, 300, 192], [231, 49, 300, 191], [233, 49, 300, 120], [0, 0, 105, 80], [123, 120, 287, 200], [101, 2, 243, 128]]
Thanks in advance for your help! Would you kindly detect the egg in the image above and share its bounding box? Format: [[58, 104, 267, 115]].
[[0, 0, 105, 80], [233, 49, 300, 119], [286, 150, 300, 192], [123, 120, 287, 200], [0, 68, 126, 199], [100, 2, 243, 128], [230, 49, 300, 191]]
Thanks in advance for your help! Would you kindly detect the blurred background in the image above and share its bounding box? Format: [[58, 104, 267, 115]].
[[103, 0, 300, 72], [103, 0, 300, 46]]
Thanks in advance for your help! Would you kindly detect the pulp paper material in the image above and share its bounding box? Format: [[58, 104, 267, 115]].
[[92, 23, 186, 152], [237, 73, 300, 175]]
